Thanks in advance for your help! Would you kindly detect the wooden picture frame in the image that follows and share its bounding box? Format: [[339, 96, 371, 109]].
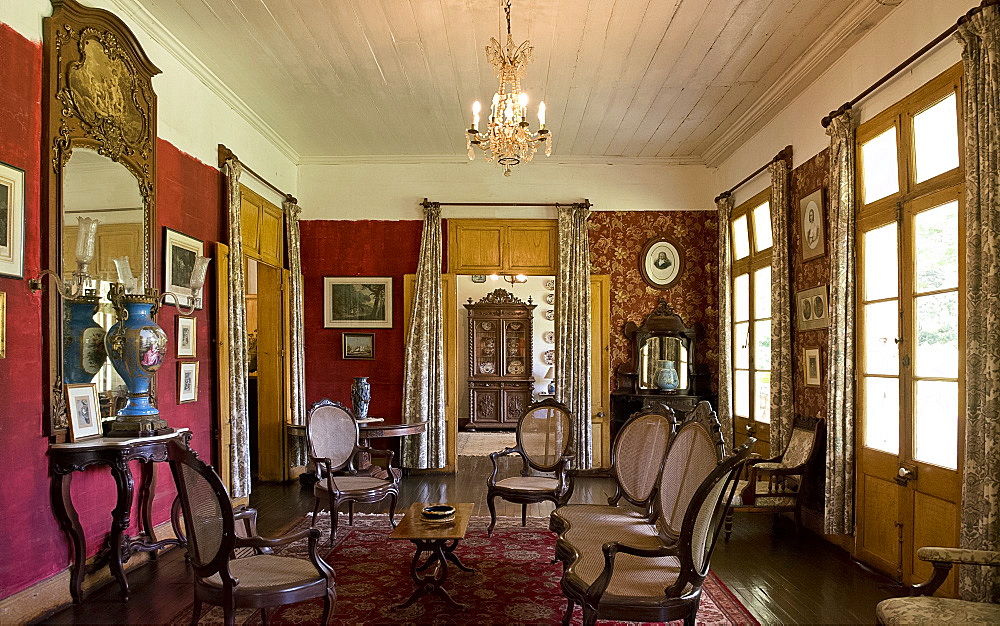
[[323, 277, 393, 328], [177, 361, 199, 404], [799, 186, 826, 262], [796, 285, 830, 330], [342, 332, 375, 360], [0, 159, 26, 279], [164, 228, 205, 309], [639, 236, 685, 290], [65, 383, 102, 441], [176, 316, 196, 358], [804, 348, 821, 386]]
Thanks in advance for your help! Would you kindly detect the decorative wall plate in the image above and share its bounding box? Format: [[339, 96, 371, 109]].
[[543, 293, 555, 305], [481, 321, 493, 331], [544, 279, 556, 291], [544, 309, 555, 321], [507, 322, 522, 331], [542, 330, 555, 344], [541, 350, 555, 365], [479, 361, 495, 374], [508, 360, 524, 375]]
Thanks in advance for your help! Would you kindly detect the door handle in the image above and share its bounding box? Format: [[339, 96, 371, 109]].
[[894, 466, 917, 486]]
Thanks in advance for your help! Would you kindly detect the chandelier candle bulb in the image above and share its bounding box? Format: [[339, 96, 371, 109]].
[[538, 101, 546, 128]]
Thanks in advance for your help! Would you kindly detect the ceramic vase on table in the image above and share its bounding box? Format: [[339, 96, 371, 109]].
[[351, 376, 371, 420], [104, 283, 172, 437], [62, 293, 107, 384], [654, 360, 680, 391]]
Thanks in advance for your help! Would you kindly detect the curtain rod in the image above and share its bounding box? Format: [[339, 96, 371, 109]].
[[218, 144, 298, 205], [713, 146, 792, 204], [421, 199, 593, 209], [821, 0, 997, 128]]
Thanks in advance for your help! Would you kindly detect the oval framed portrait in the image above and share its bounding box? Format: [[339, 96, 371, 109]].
[[639, 236, 685, 290]]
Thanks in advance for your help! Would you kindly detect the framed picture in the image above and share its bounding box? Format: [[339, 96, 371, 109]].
[[800, 187, 826, 262], [343, 332, 375, 360], [323, 277, 393, 328], [796, 285, 830, 330], [164, 228, 205, 309], [65, 383, 102, 441], [177, 361, 199, 404], [804, 348, 822, 386], [0, 160, 26, 278], [176, 316, 196, 358], [639, 236, 685, 290]]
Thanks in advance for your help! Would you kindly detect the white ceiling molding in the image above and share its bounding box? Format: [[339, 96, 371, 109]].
[[108, 0, 300, 164], [296, 154, 705, 167], [701, 0, 893, 167]]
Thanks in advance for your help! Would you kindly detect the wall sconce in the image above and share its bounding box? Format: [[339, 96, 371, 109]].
[[29, 217, 100, 298], [490, 273, 528, 286]]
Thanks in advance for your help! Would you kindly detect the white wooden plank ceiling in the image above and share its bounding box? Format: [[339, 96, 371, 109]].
[[136, 0, 897, 161]]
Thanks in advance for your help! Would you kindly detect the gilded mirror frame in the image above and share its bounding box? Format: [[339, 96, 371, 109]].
[[42, 0, 160, 436]]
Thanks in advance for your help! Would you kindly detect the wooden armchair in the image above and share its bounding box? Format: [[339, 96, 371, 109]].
[[307, 399, 399, 543], [167, 441, 335, 625], [876, 547, 1000, 624], [487, 398, 574, 536], [724, 414, 824, 540]]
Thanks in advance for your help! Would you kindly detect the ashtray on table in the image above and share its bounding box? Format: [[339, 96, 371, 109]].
[[421, 504, 456, 523]]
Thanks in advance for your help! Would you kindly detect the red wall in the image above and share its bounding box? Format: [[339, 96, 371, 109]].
[[0, 24, 222, 598]]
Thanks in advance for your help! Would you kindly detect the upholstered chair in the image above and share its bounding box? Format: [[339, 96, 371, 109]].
[[486, 398, 574, 536], [307, 399, 399, 543], [167, 441, 336, 626]]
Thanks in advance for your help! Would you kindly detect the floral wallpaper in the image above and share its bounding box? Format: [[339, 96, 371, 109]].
[[589, 211, 719, 393]]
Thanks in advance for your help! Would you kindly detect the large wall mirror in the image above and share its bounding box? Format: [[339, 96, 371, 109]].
[[42, 0, 160, 436]]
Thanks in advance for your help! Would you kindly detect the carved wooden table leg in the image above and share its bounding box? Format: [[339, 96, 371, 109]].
[[50, 471, 86, 604], [108, 458, 134, 600], [138, 460, 158, 556], [395, 538, 473, 610]]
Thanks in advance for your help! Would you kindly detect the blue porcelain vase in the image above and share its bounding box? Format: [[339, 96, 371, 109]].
[[654, 360, 679, 391], [62, 293, 107, 385], [351, 376, 371, 420], [105, 284, 168, 421]]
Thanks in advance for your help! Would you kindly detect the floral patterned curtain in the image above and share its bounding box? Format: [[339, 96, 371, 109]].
[[401, 204, 446, 469], [716, 194, 735, 453], [957, 4, 1000, 603], [824, 111, 856, 535], [556, 204, 592, 469], [769, 160, 794, 456], [283, 200, 307, 468], [224, 159, 251, 498]]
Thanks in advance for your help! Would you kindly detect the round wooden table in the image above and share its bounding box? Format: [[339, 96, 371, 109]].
[[357, 420, 428, 479]]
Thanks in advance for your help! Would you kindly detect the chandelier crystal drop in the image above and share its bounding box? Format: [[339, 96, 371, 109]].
[[466, 0, 550, 177]]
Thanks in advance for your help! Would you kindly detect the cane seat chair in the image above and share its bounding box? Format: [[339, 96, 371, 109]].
[[307, 399, 399, 543], [167, 441, 336, 626], [724, 415, 824, 540], [560, 439, 755, 626], [487, 398, 574, 536]]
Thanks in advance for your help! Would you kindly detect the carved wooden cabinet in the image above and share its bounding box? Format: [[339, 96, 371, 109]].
[[464, 289, 536, 430]]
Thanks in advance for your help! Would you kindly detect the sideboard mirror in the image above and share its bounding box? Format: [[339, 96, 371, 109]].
[[42, 0, 160, 435], [616, 299, 698, 396]]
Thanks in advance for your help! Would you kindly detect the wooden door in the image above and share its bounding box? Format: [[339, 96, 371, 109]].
[[254, 262, 286, 481], [215, 243, 233, 493], [590, 275, 611, 468]]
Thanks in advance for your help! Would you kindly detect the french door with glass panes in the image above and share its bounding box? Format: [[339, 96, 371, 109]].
[[855, 65, 964, 595], [731, 188, 772, 453]]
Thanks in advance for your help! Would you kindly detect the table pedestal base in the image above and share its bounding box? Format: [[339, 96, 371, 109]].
[[396, 538, 473, 610]]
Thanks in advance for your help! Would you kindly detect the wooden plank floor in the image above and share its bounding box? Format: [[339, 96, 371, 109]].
[[42, 454, 893, 624]]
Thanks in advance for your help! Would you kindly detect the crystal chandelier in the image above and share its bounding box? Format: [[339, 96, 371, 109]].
[[466, 0, 550, 176]]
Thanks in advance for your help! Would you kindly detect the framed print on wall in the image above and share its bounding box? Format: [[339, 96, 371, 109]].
[[0, 160, 26, 278], [799, 187, 826, 262], [65, 383, 101, 441], [639, 236, 685, 290], [796, 285, 830, 331], [164, 228, 205, 309], [177, 361, 199, 404], [343, 332, 375, 360], [323, 277, 393, 328], [176, 316, 196, 358], [804, 347, 821, 386]]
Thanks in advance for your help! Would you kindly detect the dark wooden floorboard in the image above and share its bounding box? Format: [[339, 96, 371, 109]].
[[41, 455, 892, 624]]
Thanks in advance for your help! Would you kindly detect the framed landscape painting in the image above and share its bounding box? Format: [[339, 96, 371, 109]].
[[164, 228, 204, 309], [323, 277, 392, 328], [0, 160, 25, 279]]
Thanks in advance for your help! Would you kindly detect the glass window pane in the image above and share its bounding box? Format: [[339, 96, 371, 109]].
[[734, 370, 749, 417], [864, 377, 899, 454], [864, 301, 899, 375], [734, 273, 749, 322], [734, 322, 750, 369], [914, 200, 959, 293], [913, 94, 959, 184], [754, 371, 771, 424], [752, 202, 772, 251], [754, 266, 771, 319], [914, 381, 958, 469], [754, 320, 771, 370], [915, 292, 959, 378], [732, 215, 750, 260], [864, 223, 898, 301], [861, 127, 900, 204]]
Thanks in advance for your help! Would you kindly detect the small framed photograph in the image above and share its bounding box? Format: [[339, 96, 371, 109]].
[[804, 348, 822, 386], [0, 160, 26, 278], [800, 187, 826, 262], [177, 362, 199, 404], [65, 383, 102, 441], [639, 236, 685, 290], [323, 277, 393, 328], [796, 285, 830, 330], [176, 316, 196, 358], [343, 332, 375, 360], [164, 228, 205, 309]]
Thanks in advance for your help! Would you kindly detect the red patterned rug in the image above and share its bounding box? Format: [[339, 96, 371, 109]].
[[171, 515, 757, 625]]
